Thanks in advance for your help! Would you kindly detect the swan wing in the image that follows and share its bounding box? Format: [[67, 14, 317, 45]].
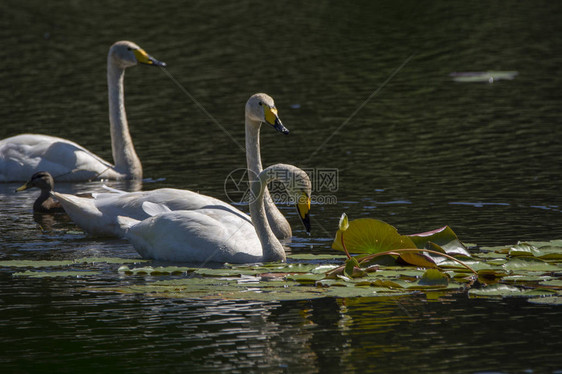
[[122, 209, 262, 263], [55, 188, 252, 238]]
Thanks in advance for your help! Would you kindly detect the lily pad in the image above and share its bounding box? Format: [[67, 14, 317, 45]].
[[509, 243, 562, 260], [450, 71, 518, 83], [13, 270, 100, 278], [418, 269, 449, 286], [75, 257, 148, 265], [118, 265, 195, 276], [469, 284, 525, 298], [408, 226, 471, 257], [528, 296, 562, 305], [503, 258, 561, 272], [332, 218, 416, 254], [0, 260, 75, 268]]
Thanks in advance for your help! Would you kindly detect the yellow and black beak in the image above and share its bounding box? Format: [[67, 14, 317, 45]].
[[15, 182, 31, 193], [133, 48, 166, 67], [264, 106, 289, 135], [296, 192, 311, 233]]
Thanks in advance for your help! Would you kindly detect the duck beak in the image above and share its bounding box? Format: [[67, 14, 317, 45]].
[[15, 182, 31, 192], [265, 106, 289, 135], [297, 193, 311, 233], [133, 48, 167, 67]]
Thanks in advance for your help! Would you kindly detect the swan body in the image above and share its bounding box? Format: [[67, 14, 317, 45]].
[[118, 164, 311, 264], [15, 171, 65, 213], [0, 41, 165, 182], [52, 93, 300, 240], [52, 187, 251, 237]]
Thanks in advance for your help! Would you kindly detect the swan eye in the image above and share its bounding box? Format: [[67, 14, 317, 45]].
[[258, 102, 263, 106]]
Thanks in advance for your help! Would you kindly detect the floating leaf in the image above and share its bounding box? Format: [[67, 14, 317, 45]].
[[75, 257, 148, 265], [418, 269, 449, 286], [503, 258, 561, 272], [287, 254, 347, 261], [344, 257, 360, 277], [332, 218, 416, 254], [118, 265, 194, 276], [539, 279, 562, 289], [399, 252, 437, 268], [408, 226, 471, 257], [528, 296, 562, 305], [450, 71, 518, 83], [509, 243, 562, 260], [469, 284, 525, 298], [13, 270, 100, 278], [0, 260, 75, 268], [286, 273, 325, 284]]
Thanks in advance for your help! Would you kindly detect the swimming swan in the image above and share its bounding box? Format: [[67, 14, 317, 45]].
[[15, 171, 65, 213], [244, 94, 293, 240], [0, 41, 165, 182], [52, 93, 300, 240], [118, 164, 311, 263]]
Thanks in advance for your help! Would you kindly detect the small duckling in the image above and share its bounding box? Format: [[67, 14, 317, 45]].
[[16, 171, 65, 213]]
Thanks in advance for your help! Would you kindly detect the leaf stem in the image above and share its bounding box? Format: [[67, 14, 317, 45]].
[[341, 232, 352, 260], [326, 248, 477, 278]]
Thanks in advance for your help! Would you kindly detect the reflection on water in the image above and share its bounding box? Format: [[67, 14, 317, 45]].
[[1, 0, 562, 372], [1, 276, 560, 373]]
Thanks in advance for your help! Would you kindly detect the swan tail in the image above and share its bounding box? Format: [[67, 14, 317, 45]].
[[116, 215, 140, 233], [52, 192, 113, 236]]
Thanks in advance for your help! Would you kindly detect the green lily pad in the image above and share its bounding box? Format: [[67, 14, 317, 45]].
[[503, 258, 561, 272], [527, 296, 562, 305], [538, 279, 562, 289], [332, 218, 416, 254], [469, 284, 525, 298], [13, 270, 100, 278], [418, 269, 449, 286], [118, 266, 195, 276], [506, 242, 562, 260], [0, 260, 75, 268], [75, 257, 148, 264], [288, 254, 348, 261], [450, 71, 518, 83], [408, 226, 471, 257]]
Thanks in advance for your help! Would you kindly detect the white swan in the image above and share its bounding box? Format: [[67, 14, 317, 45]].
[[52, 93, 303, 240], [0, 41, 165, 182], [244, 93, 293, 240], [118, 164, 311, 263]]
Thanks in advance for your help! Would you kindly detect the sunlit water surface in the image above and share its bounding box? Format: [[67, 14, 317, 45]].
[[1, 1, 561, 372]]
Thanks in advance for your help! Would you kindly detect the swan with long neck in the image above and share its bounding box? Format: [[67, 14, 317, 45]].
[[0, 40, 165, 182], [118, 164, 311, 263], [244, 94, 293, 240], [51, 93, 303, 240]]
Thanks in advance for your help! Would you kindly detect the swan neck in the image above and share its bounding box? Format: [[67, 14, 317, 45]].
[[249, 167, 286, 262], [107, 60, 142, 179], [245, 117, 263, 177]]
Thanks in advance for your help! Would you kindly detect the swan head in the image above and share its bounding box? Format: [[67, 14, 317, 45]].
[[245, 93, 289, 134], [108, 40, 166, 69], [261, 164, 312, 233], [15, 171, 55, 193]]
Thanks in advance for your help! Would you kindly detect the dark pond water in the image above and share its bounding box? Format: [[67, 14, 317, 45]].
[[1, 1, 561, 372]]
